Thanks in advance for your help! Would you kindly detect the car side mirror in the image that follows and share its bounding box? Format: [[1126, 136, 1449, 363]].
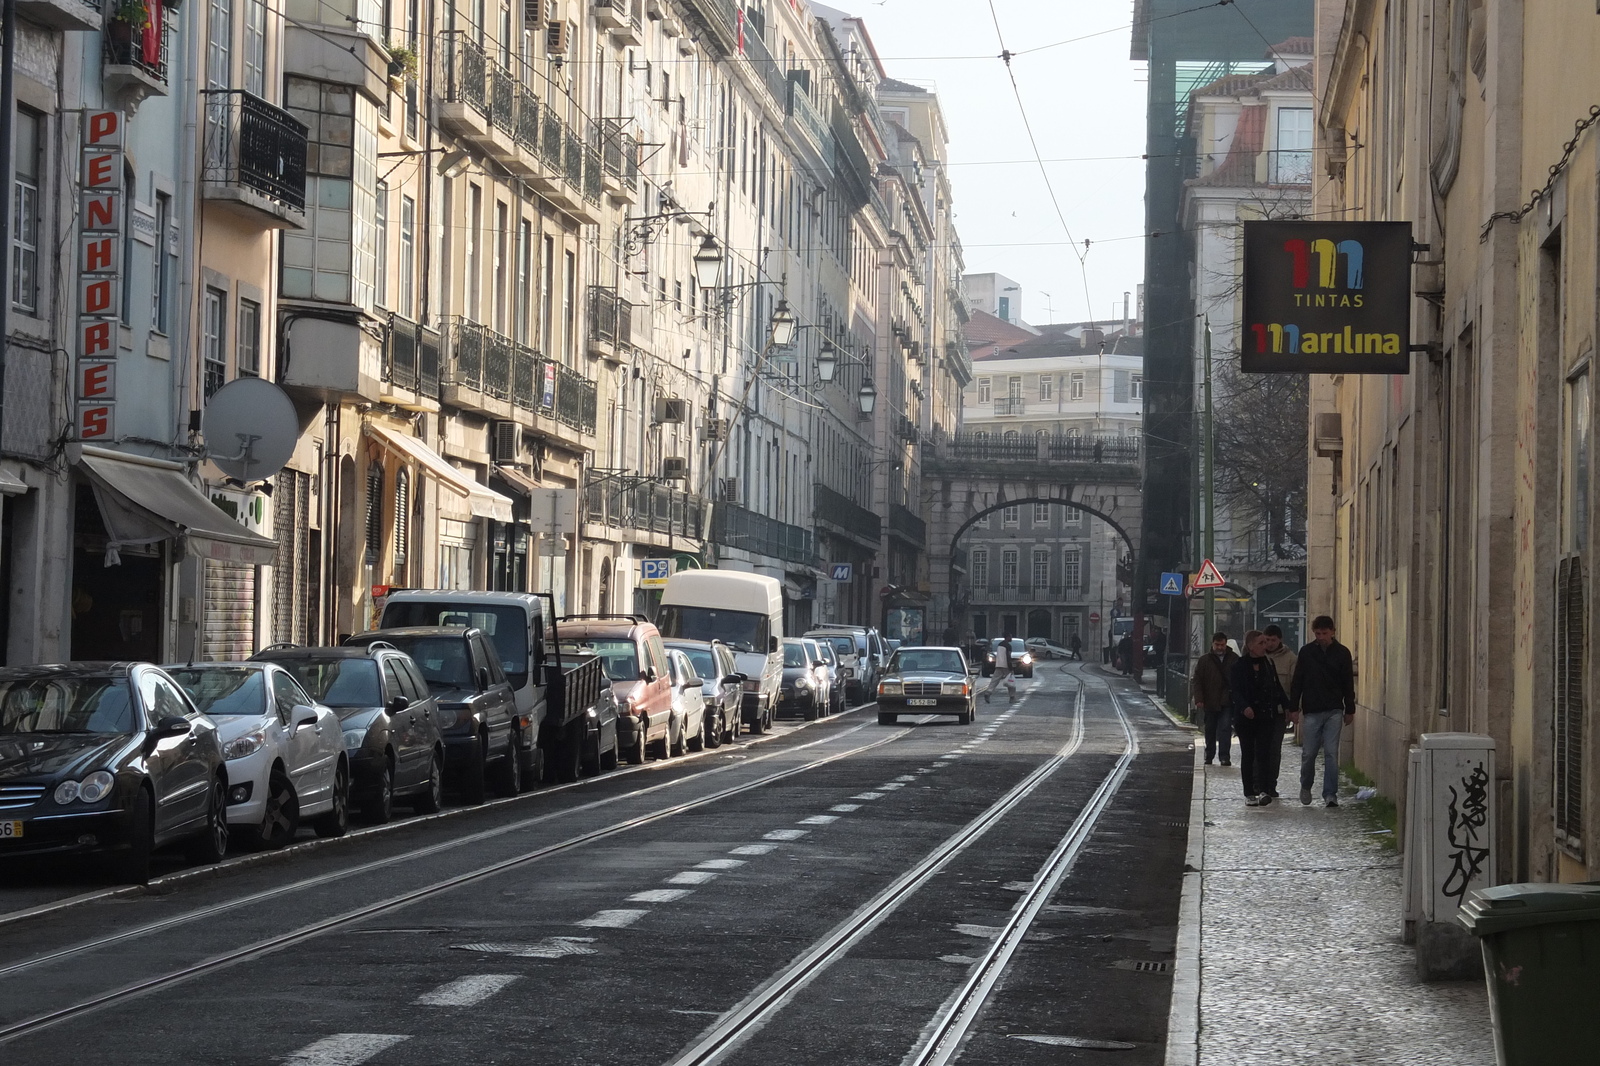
[[769, 635, 779, 653], [724, 673, 744, 685], [682, 679, 700, 690], [386, 695, 408, 716], [476, 666, 491, 691], [813, 660, 826, 669], [294, 708, 318, 729], [642, 667, 658, 683], [151, 715, 190, 739]]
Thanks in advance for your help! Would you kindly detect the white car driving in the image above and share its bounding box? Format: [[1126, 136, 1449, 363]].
[[167, 662, 349, 848], [665, 648, 707, 755]]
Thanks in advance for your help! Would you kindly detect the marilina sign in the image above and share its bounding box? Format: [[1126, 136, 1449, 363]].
[[1241, 220, 1413, 374]]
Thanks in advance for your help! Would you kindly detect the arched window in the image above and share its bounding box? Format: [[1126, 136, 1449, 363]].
[[364, 463, 384, 567]]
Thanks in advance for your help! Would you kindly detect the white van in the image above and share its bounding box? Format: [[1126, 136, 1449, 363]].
[[656, 570, 784, 733]]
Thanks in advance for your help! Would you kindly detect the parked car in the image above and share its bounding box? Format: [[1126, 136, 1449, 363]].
[[664, 639, 742, 747], [876, 647, 977, 725], [1026, 637, 1071, 660], [167, 663, 349, 847], [346, 626, 520, 803], [805, 625, 887, 704], [559, 615, 674, 764], [801, 639, 834, 717], [576, 685, 622, 776], [664, 649, 706, 754], [812, 640, 847, 716], [777, 639, 826, 720], [657, 570, 784, 734], [249, 644, 445, 822], [0, 663, 229, 883], [981, 637, 1035, 678]]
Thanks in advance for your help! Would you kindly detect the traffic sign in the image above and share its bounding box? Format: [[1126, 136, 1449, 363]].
[[641, 558, 670, 587], [1088, 611, 1101, 623], [830, 563, 853, 581], [1160, 571, 1184, 596], [1193, 558, 1227, 589]]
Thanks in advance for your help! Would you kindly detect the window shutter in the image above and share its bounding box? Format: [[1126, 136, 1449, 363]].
[[1114, 370, 1130, 403], [364, 464, 384, 567], [1555, 555, 1586, 855]]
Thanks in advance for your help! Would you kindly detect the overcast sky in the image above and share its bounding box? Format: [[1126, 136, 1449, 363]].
[[850, 0, 1148, 329]]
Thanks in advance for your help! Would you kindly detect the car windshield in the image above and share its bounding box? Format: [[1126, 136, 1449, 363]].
[[892, 650, 964, 674], [782, 642, 808, 668], [673, 647, 716, 679], [380, 637, 473, 688], [567, 638, 641, 683], [277, 660, 382, 708], [815, 635, 856, 659], [0, 677, 137, 734], [381, 603, 530, 687], [656, 605, 767, 653], [168, 668, 266, 717]]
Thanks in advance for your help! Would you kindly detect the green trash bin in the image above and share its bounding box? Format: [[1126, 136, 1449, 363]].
[[1457, 883, 1600, 1066]]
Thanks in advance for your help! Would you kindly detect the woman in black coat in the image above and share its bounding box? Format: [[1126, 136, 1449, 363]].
[[1230, 630, 1289, 805]]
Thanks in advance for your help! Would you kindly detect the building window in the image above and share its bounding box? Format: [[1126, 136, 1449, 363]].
[[1002, 505, 1019, 526], [373, 180, 388, 308], [563, 249, 577, 364], [364, 463, 384, 566], [977, 377, 991, 404], [202, 287, 227, 398], [1032, 548, 1049, 590], [976, 512, 990, 529], [1070, 372, 1085, 400], [398, 195, 416, 315], [152, 192, 173, 332], [207, 0, 232, 89], [243, 0, 267, 96], [1033, 502, 1050, 525], [465, 184, 481, 321], [1131, 374, 1143, 401], [1039, 375, 1053, 401], [1001, 549, 1019, 589], [1063, 547, 1082, 589], [282, 79, 378, 306], [12, 108, 40, 315], [1273, 107, 1314, 184], [971, 549, 988, 587], [515, 218, 532, 343], [237, 297, 260, 376], [1065, 505, 1083, 525], [1007, 375, 1023, 400], [493, 200, 509, 334], [997, 295, 1010, 322], [1062, 612, 1082, 641], [540, 235, 555, 354]]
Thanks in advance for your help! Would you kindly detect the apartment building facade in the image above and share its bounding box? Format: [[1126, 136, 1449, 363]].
[[0, 0, 965, 664]]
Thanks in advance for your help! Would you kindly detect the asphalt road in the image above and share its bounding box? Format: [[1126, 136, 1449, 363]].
[[0, 664, 1192, 1066]]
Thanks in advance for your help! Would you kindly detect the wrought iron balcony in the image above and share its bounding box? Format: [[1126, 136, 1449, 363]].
[[103, 17, 171, 108], [436, 31, 490, 138], [888, 504, 925, 548], [599, 119, 640, 190], [18, 0, 99, 31], [201, 90, 309, 226], [812, 483, 880, 544], [552, 361, 597, 434], [381, 311, 441, 403], [583, 480, 704, 539], [712, 502, 818, 567], [587, 286, 635, 354]]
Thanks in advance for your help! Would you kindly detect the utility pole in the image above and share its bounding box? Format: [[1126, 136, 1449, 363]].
[[1203, 319, 1215, 641]]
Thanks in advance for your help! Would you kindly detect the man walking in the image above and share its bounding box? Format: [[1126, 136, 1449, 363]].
[[1289, 615, 1357, 807], [1068, 632, 1083, 661], [1231, 630, 1289, 805], [1190, 631, 1238, 765], [984, 635, 1017, 703], [1262, 624, 1298, 745], [1116, 633, 1134, 676]]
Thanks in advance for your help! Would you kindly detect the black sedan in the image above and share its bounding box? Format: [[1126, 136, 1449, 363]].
[[875, 647, 977, 725], [0, 662, 229, 883], [776, 639, 825, 721]]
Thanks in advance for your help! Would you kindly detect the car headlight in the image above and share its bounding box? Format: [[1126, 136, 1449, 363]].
[[222, 730, 267, 761], [54, 769, 117, 805], [795, 677, 812, 689], [1020, 654, 1033, 664], [878, 681, 902, 696], [941, 681, 968, 696], [342, 729, 367, 751], [840, 667, 854, 677]]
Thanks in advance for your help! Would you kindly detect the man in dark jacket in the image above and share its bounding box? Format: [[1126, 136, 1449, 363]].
[[1289, 615, 1357, 807], [1231, 630, 1289, 805], [1190, 632, 1238, 765]]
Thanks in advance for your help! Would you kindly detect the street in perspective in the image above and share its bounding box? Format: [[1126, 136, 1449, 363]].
[[2, 0, 1598, 1064]]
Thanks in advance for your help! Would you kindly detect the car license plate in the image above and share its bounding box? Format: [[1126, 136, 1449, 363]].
[[0, 821, 22, 838], [906, 698, 937, 707]]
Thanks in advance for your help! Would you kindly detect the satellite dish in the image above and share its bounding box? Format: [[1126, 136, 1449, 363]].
[[202, 377, 299, 483]]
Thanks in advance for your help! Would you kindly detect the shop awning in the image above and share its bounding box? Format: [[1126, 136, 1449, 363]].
[[0, 467, 27, 495], [72, 445, 279, 566], [365, 423, 513, 523], [491, 464, 540, 497]]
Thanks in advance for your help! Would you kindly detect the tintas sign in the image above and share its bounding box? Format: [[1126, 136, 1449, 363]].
[[1241, 220, 1412, 374]]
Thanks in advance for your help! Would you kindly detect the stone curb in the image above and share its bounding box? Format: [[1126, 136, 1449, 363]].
[[1164, 735, 1205, 1066]]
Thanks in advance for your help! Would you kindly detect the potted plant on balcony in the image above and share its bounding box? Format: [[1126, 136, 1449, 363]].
[[107, 0, 152, 61], [385, 41, 419, 93]]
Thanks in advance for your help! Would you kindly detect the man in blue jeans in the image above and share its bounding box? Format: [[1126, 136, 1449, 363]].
[[1288, 615, 1356, 807]]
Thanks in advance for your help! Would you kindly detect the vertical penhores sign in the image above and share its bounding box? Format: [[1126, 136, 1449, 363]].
[[1241, 220, 1413, 374], [77, 110, 124, 440]]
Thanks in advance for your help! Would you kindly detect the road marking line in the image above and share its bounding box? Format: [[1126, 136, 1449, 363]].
[[729, 844, 777, 855], [696, 858, 746, 870], [415, 974, 520, 1007], [895, 774, 919, 782], [577, 909, 649, 928], [763, 828, 810, 841], [667, 871, 718, 885], [629, 888, 694, 903], [282, 1034, 408, 1066], [879, 782, 906, 790], [797, 815, 838, 825], [851, 791, 885, 800], [939, 754, 964, 760], [829, 804, 862, 812], [447, 937, 596, 959]]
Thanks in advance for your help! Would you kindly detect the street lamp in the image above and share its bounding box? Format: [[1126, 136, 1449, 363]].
[[692, 235, 723, 291], [857, 377, 877, 415], [817, 340, 838, 382], [769, 300, 797, 347]]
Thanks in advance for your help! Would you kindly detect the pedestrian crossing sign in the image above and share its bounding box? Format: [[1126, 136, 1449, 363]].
[[1160, 572, 1184, 595], [1193, 559, 1227, 589]]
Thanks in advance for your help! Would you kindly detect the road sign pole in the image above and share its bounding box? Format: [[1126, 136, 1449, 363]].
[[1203, 320, 1215, 642]]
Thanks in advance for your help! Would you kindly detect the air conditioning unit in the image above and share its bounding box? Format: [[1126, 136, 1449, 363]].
[[491, 420, 520, 463], [719, 477, 739, 503], [524, 0, 545, 23], [653, 396, 688, 424], [661, 456, 689, 480], [702, 417, 728, 442], [546, 20, 570, 53], [1313, 412, 1343, 457]]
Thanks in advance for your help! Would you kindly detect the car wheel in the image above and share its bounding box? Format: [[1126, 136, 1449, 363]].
[[256, 769, 300, 849], [362, 758, 395, 825], [411, 752, 444, 813], [688, 714, 705, 752], [704, 712, 721, 749], [187, 776, 230, 863], [877, 712, 897, 725], [491, 737, 522, 798], [459, 736, 488, 805], [112, 786, 154, 884], [745, 710, 764, 736], [314, 764, 350, 838], [663, 717, 683, 758], [599, 727, 620, 772], [958, 706, 973, 726], [626, 726, 647, 765], [557, 719, 584, 783]]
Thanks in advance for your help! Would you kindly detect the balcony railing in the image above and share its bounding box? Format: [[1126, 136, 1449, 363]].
[[787, 76, 832, 169], [947, 432, 1140, 465], [588, 285, 634, 347], [541, 109, 563, 171], [553, 361, 597, 433], [382, 311, 441, 397], [1267, 148, 1313, 185], [1048, 435, 1140, 463], [447, 318, 596, 433], [993, 397, 1026, 416], [740, 20, 788, 105], [812, 483, 880, 542], [583, 145, 602, 204], [888, 504, 925, 547], [564, 126, 583, 188], [489, 60, 516, 133], [712, 502, 818, 567], [515, 86, 541, 153], [201, 90, 309, 212], [104, 16, 170, 86], [599, 119, 639, 185], [583, 481, 705, 538]]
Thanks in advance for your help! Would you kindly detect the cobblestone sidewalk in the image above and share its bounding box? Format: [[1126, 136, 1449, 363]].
[[1180, 734, 1496, 1065]]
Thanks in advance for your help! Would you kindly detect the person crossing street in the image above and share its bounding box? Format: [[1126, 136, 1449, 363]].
[[984, 635, 1018, 703]]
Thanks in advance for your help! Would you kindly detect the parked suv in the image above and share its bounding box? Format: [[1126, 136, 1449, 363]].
[[250, 643, 446, 822], [558, 615, 674, 764], [345, 627, 519, 803]]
